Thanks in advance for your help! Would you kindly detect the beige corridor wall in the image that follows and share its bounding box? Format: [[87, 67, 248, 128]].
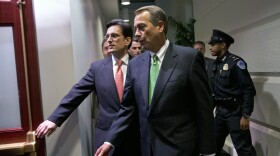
[[34, 1, 81, 156], [193, 0, 280, 156], [34, 0, 108, 155]]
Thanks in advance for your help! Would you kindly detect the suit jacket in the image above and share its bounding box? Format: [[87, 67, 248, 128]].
[[205, 57, 215, 91], [107, 43, 216, 156], [205, 57, 215, 75], [48, 56, 141, 156]]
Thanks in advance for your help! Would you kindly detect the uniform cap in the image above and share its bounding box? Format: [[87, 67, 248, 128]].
[[208, 29, 234, 45]]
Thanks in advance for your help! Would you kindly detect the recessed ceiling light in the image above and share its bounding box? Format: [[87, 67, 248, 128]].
[[121, 0, 130, 5]]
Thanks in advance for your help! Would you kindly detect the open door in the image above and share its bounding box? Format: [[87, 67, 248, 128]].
[[0, 0, 45, 155]]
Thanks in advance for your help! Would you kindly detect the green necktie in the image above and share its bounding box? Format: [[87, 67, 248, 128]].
[[149, 54, 159, 105]]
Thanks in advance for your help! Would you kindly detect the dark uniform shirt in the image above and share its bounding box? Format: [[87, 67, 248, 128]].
[[211, 51, 256, 116]]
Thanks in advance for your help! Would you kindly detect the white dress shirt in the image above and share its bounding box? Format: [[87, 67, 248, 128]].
[[112, 53, 129, 86]]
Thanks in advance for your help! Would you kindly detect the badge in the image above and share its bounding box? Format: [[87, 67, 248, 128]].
[[223, 63, 228, 70], [237, 60, 246, 69]]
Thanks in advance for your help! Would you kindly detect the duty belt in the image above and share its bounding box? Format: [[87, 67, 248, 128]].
[[213, 96, 240, 107]]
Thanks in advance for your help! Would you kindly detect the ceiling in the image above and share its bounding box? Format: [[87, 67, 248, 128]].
[[98, 0, 155, 24]]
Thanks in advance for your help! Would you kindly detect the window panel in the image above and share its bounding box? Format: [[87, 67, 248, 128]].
[[0, 26, 21, 129]]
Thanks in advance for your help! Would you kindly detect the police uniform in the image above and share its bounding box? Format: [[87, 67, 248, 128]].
[[209, 29, 257, 156]]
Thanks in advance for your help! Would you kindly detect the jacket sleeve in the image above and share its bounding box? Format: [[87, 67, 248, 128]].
[[234, 60, 256, 116], [190, 52, 216, 154], [105, 64, 137, 147], [48, 63, 96, 126]]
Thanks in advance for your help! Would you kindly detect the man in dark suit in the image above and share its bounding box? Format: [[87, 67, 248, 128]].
[[128, 37, 142, 57], [95, 6, 216, 156], [193, 41, 230, 155], [193, 41, 215, 103], [193, 41, 215, 77], [35, 19, 141, 156]]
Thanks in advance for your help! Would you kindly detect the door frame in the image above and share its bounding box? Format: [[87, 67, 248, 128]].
[[0, 0, 45, 155]]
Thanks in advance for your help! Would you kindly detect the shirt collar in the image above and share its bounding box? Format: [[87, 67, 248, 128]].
[[150, 39, 170, 63], [112, 53, 129, 65]]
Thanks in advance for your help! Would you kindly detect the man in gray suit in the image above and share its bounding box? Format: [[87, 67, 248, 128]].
[[95, 6, 215, 156], [35, 19, 141, 156]]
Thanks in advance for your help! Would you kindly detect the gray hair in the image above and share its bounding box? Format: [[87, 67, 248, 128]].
[[134, 5, 168, 35]]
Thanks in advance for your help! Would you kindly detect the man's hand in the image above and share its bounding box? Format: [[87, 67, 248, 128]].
[[94, 143, 113, 156], [35, 120, 57, 138], [240, 116, 250, 131]]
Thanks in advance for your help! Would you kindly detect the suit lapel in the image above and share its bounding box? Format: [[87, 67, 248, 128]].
[[140, 52, 150, 108], [104, 57, 120, 104], [149, 43, 178, 114]]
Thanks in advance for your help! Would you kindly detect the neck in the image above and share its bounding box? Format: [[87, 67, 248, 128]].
[[217, 50, 227, 58], [112, 49, 127, 60], [150, 37, 166, 53]]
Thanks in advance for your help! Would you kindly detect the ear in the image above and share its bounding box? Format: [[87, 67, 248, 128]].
[[158, 21, 164, 33], [125, 37, 132, 47], [221, 42, 227, 49]]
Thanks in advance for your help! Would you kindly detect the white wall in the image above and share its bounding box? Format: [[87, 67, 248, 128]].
[[193, 0, 280, 155], [69, 0, 104, 155], [34, 0, 105, 155], [34, 1, 80, 156]]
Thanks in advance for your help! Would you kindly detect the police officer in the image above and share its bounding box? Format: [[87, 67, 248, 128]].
[[209, 29, 257, 156]]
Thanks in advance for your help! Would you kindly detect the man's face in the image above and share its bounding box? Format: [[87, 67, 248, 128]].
[[134, 11, 160, 52], [193, 44, 206, 55], [105, 25, 129, 54], [129, 41, 142, 56], [209, 43, 224, 57]]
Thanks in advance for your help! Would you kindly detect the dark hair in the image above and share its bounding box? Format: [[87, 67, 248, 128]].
[[134, 5, 168, 35], [193, 41, 205, 48], [106, 19, 133, 48]]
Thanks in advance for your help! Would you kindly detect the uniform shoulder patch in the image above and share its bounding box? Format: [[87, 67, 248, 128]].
[[237, 60, 246, 69]]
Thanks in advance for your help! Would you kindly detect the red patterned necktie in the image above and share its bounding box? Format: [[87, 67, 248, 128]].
[[115, 60, 124, 101]]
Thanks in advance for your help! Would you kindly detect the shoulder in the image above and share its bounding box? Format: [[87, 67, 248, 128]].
[[129, 51, 149, 64], [171, 44, 206, 67], [228, 53, 247, 70], [173, 44, 196, 55], [90, 58, 109, 69], [170, 44, 198, 62]]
